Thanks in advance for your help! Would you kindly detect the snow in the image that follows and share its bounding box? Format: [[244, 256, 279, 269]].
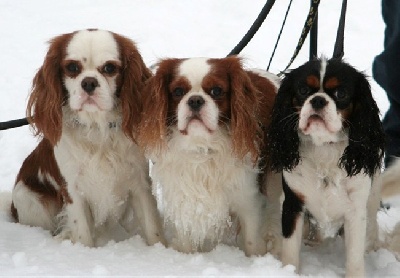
[[0, 0, 399, 276]]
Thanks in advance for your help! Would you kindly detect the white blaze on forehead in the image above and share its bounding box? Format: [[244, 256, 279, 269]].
[[319, 56, 328, 89], [64, 29, 121, 115], [178, 58, 211, 89], [66, 30, 120, 66]]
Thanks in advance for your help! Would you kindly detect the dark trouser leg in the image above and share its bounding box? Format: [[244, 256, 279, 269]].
[[373, 0, 400, 167]]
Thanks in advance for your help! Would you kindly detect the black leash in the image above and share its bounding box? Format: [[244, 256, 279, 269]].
[[332, 0, 347, 59], [0, 117, 29, 131], [309, 0, 319, 61], [277, 0, 347, 74], [279, 0, 321, 74], [267, 0, 294, 71], [227, 0, 276, 56]]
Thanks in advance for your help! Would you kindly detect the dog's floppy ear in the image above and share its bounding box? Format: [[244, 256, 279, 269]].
[[267, 71, 301, 172], [339, 71, 385, 177], [112, 33, 152, 141], [138, 59, 178, 156], [227, 57, 262, 162], [27, 33, 73, 145]]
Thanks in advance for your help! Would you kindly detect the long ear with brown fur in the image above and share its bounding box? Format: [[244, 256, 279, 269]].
[[228, 57, 262, 162], [138, 60, 176, 155], [112, 33, 152, 141], [27, 33, 73, 145]]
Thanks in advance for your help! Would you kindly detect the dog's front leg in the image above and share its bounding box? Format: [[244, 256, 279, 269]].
[[365, 172, 381, 252], [263, 170, 283, 258], [344, 179, 370, 277], [233, 177, 268, 257], [281, 176, 304, 272], [131, 182, 166, 246], [57, 191, 94, 247], [281, 210, 304, 272], [344, 209, 366, 277], [237, 199, 268, 256]]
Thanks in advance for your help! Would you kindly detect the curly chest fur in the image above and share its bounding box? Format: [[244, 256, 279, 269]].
[[55, 127, 148, 225], [151, 131, 258, 246]]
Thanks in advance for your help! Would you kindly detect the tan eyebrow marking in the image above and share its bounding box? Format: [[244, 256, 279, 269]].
[[325, 77, 340, 89], [306, 75, 319, 89]]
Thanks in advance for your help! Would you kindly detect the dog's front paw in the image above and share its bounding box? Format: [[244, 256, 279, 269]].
[[54, 229, 94, 247], [54, 229, 72, 243], [244, 239, 267, 257], [145, 230, 167, 247], [265, 232, 282, 258], [150, 233, 168, 247], [170, 237, 196, 254]]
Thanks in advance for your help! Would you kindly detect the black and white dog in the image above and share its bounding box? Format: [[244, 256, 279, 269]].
[[266, 57, 385, 276]]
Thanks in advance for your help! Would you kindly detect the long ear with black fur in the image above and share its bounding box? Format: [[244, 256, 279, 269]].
[[339, 72, 385, 177], [266, 71, 301, 172]]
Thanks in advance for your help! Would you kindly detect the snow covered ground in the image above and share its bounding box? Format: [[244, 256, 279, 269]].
[[1, 0, 400, 276]]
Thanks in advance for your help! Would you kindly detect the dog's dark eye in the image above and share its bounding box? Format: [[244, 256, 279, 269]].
[[210, 86, 223, 98], [335, 89, 347, 100], [103, 63, 116, 74], [66, 62, 80, 74], [173, 87, 185, 98], [298, 87, 309, 97]]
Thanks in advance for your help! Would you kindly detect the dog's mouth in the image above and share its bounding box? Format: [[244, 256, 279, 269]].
[[179, 114, 213, 135], [308, 114, 324, 123], [76, 92, 110, 112], [302, 114, 328, 133], [82, 97, 98, 106], [79, 98, 102, 112]]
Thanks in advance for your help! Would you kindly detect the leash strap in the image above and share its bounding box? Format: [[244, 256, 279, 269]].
[[309, 0, 318, 61], [280, 0, 348, 75], [227, 0, 276, 56], [0, 117, 29, 131], [332, 0, 347, 59], [279, 0, 321, 74], [267, 0, 294, 71]]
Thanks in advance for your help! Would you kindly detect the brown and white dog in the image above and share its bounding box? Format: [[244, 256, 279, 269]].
[[11, 29, 165, 247], [138, 56, 280, 256], [266, 57, 385, 276]]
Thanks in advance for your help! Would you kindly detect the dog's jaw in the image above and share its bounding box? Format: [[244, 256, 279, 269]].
[[298, 82, 344, 145]]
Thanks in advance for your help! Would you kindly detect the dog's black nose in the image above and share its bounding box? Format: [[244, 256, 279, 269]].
[[187, 95, 205, 111], [81, 77, 99, 95], [310, 96, 327, 110]]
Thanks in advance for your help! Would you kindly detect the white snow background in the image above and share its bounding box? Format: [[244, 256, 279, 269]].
[[1, 0, 400, 276]]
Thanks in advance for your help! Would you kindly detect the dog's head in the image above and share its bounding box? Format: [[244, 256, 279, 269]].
[[27, 29, 151, 144], [138, 56, 276, 162], [267, 57, 384, 176]]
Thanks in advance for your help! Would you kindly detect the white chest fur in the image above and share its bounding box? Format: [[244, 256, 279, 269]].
[[151, 128, 258, 247], [54, 124, 148, 226], [284, 140, 371, 238]]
